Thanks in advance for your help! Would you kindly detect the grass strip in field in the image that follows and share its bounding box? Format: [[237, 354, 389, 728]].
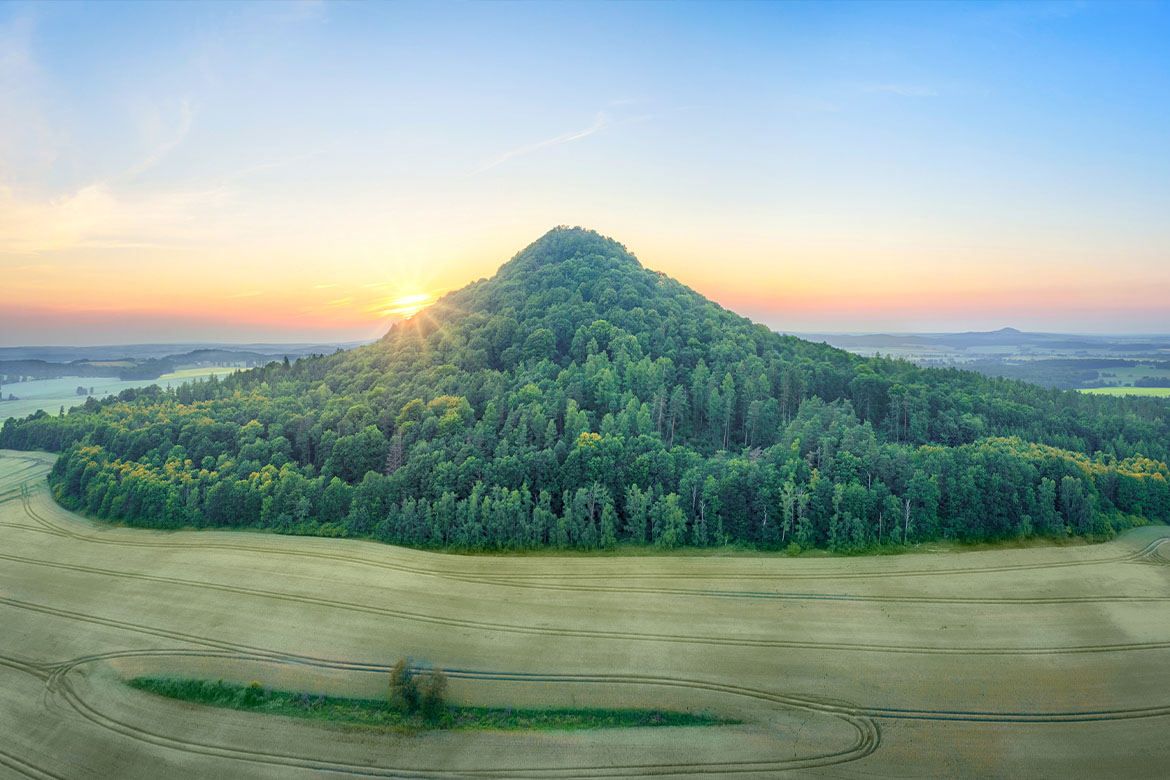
[[129, 677, 737, 732]]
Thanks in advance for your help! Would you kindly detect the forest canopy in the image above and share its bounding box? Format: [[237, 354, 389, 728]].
[[3, 227, 1168, 552]]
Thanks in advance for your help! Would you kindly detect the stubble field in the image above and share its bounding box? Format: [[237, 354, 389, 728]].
[[1, 449, 1169, 779]]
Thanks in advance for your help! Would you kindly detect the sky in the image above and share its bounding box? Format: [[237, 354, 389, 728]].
[[1, 0, 1169, 345]]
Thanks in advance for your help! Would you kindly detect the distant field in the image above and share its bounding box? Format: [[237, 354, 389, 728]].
[[164, 366, 245, 379], [1092, 365, 1170, 384], [1079, 387, 1170, 397], [0, 367, 233, 420]]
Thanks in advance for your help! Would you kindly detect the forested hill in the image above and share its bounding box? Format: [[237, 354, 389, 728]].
[[3, 227, 1168, 551]]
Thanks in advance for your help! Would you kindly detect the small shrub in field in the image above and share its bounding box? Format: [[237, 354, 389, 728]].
[[388, 657, 419, 713]]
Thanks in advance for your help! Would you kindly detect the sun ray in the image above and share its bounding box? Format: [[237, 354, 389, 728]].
[[371, 292, 438, 319]]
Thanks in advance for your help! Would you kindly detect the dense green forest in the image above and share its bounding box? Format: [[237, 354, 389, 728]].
[[4, 228, 1168, 552]]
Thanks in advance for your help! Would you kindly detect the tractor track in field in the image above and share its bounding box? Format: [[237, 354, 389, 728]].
[[5, 648, 882, 779], [856, 702, 1170, 723], [10, 480, 1170, 609], [0, 459, 49, 497], [0, 594, 325, 661], [10, 642, 1170, 780], [0, 486, 28, 504], [0, 749, 70, 780], [3, 556, 1170, 656]]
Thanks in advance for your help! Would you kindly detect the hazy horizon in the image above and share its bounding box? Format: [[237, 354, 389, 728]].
[[3, 1, 1169, 343], [6, 323, 1170, 351]]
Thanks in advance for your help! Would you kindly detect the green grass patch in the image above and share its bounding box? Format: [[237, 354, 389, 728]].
[[1079, 386, 1170, 397], [128, 677, 737, 732]]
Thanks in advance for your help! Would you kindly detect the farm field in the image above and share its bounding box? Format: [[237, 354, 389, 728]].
[[0, 368, 232, 421], [1079, 387, 1170, 397], [2, 449, 1170, 779]]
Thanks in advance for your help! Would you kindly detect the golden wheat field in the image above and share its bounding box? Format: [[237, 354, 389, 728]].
[[2, 449, 1169, 779]]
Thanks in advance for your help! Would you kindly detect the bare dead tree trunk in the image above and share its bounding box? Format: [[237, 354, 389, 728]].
[[385, 432, 405, 475]]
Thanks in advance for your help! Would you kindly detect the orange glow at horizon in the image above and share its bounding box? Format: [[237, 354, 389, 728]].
[[6, 228, 1170, 344], [5, 222, 1169, 345]]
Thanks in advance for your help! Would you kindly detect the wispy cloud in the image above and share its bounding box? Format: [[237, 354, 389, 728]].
[[214, 144, 337, 187], [0, 13, 62, 178], [125, 98, 195, 179], [0, 16, 216, 258], [864, 84, 938, 98], [0, 182, 233, 255], [273, 0, 327, 24], [475, 111, 614, 174]]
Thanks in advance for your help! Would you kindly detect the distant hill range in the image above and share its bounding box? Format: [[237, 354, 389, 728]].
[[786, 328, 1170, 389], [0, 342, 371, 383], [788, 327, 1170, 356]]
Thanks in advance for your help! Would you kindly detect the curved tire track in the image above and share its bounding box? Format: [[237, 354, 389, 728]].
[[4, 558, 1170, 656], [24, 648, 880, 779]]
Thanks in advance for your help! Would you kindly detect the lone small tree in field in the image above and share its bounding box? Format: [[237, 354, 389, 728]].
[[420, 668, 448, 722], [388, 657, 419, 713]]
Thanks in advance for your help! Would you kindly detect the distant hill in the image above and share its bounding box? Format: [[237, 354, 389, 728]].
[[0, 342, 370, 363], [3, 227, 1168, 551], [790, 328, 1170, 389], [792, 328, 1170, 355]]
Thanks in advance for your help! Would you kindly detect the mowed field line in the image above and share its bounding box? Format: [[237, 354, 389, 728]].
[[4, 550, 1170, 656], [11, 648, 882, 780], [13, 643, 1170, 780], [10, 479, 1170, 607], [0, 459, 51, 497], [0, 749, 69, 780]]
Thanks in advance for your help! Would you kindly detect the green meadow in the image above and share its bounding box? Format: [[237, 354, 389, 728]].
[[1079, 387, 1170, 397]]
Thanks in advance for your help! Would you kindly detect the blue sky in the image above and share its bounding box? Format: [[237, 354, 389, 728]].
[[1, 1, 1168, 344]]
